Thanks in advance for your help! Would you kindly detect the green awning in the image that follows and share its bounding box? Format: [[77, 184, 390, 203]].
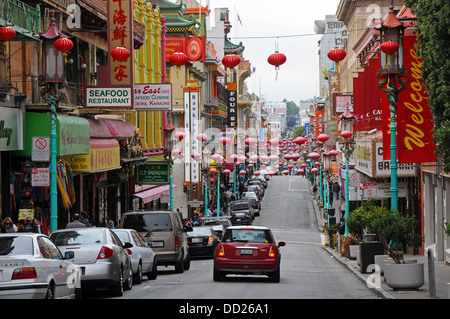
[[14, 112, 90, 157], [0, 19, 40, 42]]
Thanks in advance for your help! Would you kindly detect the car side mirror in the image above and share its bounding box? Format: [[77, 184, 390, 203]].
[[278, 241, 286, 248], [123, 242, 133, 249], [64, 251, 75, 259]]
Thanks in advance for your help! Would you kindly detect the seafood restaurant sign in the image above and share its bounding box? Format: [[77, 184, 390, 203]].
[[86, 84, 172, 111]]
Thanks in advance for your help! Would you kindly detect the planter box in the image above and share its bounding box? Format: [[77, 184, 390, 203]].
[[384, 262, 424, 290], [359, 242, 384, 273], [348, 245, 359, 260], [374, 254, 390, 274]]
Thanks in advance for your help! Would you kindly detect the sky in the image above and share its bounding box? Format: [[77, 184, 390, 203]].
[[205, 0, 342, 104]]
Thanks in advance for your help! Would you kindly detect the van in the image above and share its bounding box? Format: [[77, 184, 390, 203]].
[[119, 211, 192, 273]]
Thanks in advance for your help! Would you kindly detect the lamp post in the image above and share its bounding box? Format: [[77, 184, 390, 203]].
[[339, 108, 355, 236], [375, 0, 406, 211], [38, 10, 73, 232]]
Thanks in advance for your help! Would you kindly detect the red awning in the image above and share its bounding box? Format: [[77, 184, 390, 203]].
[[100, 119, 137, 138], [86, 118, 112, 138], [133, 185, 178, 204]]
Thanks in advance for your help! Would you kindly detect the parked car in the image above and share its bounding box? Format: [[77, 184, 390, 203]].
[[112, 229, 157, 283], [0, 233, 81, 299], [230, 200, 255, 225], [120, 210, 192, 273], [241, 191, 261, 211], [50, 227, 133, 297], [187, 226, 221, 258], [240, 196, 260, 216], [245, 184, 263, 200], [213, 226, 286, 282], [248, 178, 266, 192]]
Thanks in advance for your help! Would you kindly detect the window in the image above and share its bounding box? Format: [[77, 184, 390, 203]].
[[222, 229, 275, 244], [0, 236, 33, 256], [50, 230, 106, 246], [122, 213, 173, 232]]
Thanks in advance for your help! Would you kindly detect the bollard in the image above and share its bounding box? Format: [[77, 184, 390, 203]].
[[428, 248, 436, 298]]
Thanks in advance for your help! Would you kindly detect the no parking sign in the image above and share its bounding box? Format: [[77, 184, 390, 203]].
[[32, 137, 50, 162]]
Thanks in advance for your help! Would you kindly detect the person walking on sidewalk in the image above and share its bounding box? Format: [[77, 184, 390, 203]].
[[332, 182, 340, 200]]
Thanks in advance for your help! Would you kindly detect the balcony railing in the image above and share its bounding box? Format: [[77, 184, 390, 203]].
[[0, 0, 41, 35]]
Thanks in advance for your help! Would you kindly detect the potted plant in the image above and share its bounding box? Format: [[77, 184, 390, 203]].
[[341, 233, 361, 259], [369, 209, 424, 290], [325, 223, 338, 248]]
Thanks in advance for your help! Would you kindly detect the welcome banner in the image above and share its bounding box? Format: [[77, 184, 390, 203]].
[[382, 35, 436, 162]]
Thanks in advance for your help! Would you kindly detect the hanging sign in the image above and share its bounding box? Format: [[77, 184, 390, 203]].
[[134, 84, 172, 111], [227, 82, 237, 128]]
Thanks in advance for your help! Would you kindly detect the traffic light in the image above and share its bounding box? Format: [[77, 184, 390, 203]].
[[183, 182, 189, 193]]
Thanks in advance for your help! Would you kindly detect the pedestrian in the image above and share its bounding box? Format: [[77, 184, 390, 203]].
[[66, 213, 87, 229], [338, 217, 345, 236], [25, 217, 41, 233], [2, 217, 17, 233], [108, 220, 115, 229], [16, 219, 26, 232], [87, 219, 96, 227], [79, 211, 89, 226], [333, 182, 341, 200], [312, 184, 318, 199]]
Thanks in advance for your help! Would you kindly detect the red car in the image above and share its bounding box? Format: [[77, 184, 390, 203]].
[[213, 226, 285, 282]]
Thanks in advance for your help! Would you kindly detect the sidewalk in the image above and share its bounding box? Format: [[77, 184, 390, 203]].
[[310, 188, 450, 299]]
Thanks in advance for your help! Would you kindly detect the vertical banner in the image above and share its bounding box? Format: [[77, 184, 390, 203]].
[[108, 0, 134, 93], [184, 91, 191, 182], [227, 82, 237, 128], [397, 35, 437, 163], [190, 90, 199, 184]]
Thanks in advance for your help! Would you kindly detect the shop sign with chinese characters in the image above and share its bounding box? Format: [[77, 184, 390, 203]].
[[107, 0, 134, 103]]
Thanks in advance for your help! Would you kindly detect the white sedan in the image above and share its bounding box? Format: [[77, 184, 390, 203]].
[[0, 233, 81, 299]]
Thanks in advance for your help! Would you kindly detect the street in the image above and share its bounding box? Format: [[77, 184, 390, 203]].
[[91, 175, 378, 300]]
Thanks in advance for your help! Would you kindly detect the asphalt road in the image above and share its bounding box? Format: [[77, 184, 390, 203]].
[[94, 175, 378, 301]]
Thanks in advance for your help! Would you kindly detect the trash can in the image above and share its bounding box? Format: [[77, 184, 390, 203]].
[[359, 242, 385, 273]]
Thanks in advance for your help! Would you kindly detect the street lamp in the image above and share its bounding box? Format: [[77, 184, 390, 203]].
[[38, 10, 73, 232], [375, 0, 406, 211], [339, 108, 355, 236]]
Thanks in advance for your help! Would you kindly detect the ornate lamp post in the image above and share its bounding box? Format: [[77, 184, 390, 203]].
[[38, 10, 73, 232], [375, 0, 406, 211], [339, 108, 355, 236]]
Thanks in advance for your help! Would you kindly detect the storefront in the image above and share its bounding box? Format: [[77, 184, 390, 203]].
[[12, 112, 90, 230]]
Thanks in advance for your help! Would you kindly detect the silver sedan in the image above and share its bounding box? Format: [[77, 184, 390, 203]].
[[50, 227, 133, 297], [0, 233, 81, 299], [112, 228, 157, 283]]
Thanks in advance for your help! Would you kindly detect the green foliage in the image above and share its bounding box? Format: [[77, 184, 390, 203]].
[[346, 199, 387, 237], [403, 0, 450, 173], [292, 125, 305, 139]]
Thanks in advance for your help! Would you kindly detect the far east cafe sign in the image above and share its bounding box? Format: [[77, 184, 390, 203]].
[[85, 0, 172, 111]]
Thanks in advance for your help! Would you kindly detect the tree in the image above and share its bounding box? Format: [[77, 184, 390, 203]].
[[286, 101, 300, 129], [403, 0, 450, 173]]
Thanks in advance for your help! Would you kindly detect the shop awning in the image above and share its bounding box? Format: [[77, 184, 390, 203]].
[[133, 184, 177, 204], [100, 118, 137, 139]]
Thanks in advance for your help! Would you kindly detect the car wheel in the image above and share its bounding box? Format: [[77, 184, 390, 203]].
[[213, 266, 224, 282], [124, 268, 133, 290], [111, 268, 124, 297], [175, 255, 184, 273], [45, 282, 55, 299], [269, 265, 281, 283], [183, 253, 191, 271], [134, 262, 143, 284], [147, 258, 158, 280]]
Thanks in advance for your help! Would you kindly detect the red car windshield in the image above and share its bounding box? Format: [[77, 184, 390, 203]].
[[222, 229, 275, 244]]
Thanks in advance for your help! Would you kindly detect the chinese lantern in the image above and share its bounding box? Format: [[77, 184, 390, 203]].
[[111, 46, 130, 61], [380, 40, 399, 70], [282, 170, 289, 176], [222, 54, 241, 69], [267, 51, 287, 80], [341, 131, 353, 139], [196, 134, 207, 142], [54, 37, 74, 52], [169, 51, 188, 78], [223, 169, 231, 175], [317, 134, 329, 143], [0, 26, 16, 41], [239, 170, 247, 176], [327, 47, 346, 75], [254, 171, 261, 176], [210, 168, 217, 174], [174, 131, 186, 141]]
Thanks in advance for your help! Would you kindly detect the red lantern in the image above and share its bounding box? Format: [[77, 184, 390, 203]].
[[239, 170, 247, 176], [222, 54, 241, 69], [282, 170, 289, 176], [380, 40, 399, 55], [254, 171, 261, 176], [0, 26, 16, 41], [111, 46, 130, 62], [317, 134, 329, 143], [327, 48, 346, 62], [54, 37, 74, 52], [268, 51, 287, 80], [341, 131, 353, 139], [210, 168, 217, 174], [223, 169, 231, 175], [169, 51, 189, 66], [268, 51, 287, 68]]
